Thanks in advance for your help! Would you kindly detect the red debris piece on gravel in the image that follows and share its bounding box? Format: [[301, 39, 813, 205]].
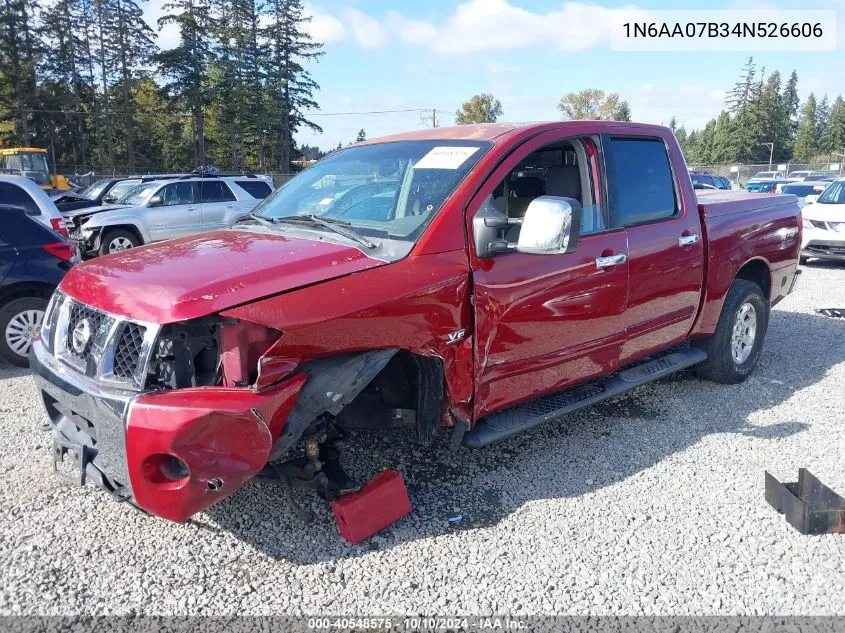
[[331, 469, 412, 544]]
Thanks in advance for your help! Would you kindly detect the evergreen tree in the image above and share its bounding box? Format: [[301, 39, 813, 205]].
[[0, 0, 40, 143], [108, 0, 157, 172], [356, 129, 366, 143], [793, 93, 818, 162], [825, 96, 845, 157], [157, 0, 216, 167], [262, 0, 323, 172], [816, 95, 831, 154]]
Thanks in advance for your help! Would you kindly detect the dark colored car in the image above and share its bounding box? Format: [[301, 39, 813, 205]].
[[0, 205, 77, 366], [54, 178, 144, 213], [690, 171, 731, 190]]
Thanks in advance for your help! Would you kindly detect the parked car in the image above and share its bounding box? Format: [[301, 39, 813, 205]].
[[802, 171, 838, 182], [30, 121, 800, 523], [801, 178, 845, 262], [780, 181, 831, 208], [748, 170, 786, 182], [0, 175, 69, 238], [690, 171, 731, 190], [53, 177, 143, 213], [64, 175, 272, 256], [745, 179, 792, 193], [0, 204, 77, 366]]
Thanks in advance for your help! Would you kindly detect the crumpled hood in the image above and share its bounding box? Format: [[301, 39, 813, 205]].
[[59, 229, 388, 323], [62, 203, 128, 219]]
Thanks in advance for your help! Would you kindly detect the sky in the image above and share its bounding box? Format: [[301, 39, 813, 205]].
[[142, 0, 845, 151]]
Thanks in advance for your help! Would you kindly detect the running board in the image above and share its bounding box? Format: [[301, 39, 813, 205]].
[[463, 348, 707, 448]]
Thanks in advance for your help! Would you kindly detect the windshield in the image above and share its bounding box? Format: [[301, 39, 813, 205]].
[[118, 182, 160, 205], [1, 152, 50, 186], [252, 140, 490, 242], [80, 180, 110, 200], [817, 181, 844, 204], [107, 179, 141, 201]]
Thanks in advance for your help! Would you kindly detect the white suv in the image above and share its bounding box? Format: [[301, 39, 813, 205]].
[[64, 176, 273, 256]]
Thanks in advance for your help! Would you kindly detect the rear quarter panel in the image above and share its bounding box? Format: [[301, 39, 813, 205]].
[[691, 192, 801, 336]]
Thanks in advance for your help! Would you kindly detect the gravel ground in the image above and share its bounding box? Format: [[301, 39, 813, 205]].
[[1, 263, 844, 617]]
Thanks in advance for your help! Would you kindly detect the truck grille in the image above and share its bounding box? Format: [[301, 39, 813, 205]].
[[66, 302, 106, 360], [113, 323, 147, 378], [46, 293, 159, 390]]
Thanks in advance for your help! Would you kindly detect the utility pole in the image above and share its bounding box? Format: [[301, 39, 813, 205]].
[[834, 150, 845, 176], [760, 142, 774, 170], [432, 108, 437, 128]]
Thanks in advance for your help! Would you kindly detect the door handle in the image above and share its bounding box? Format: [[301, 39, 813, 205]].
[[225, 203, 237, 209], [678, 233, 700, 246], [595, 253, 627, 269], [187, 207, 197, 212]]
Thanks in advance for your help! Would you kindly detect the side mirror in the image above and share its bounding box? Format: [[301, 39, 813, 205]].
[[517, 196, 581, 255], [147, 195, 163, 207]]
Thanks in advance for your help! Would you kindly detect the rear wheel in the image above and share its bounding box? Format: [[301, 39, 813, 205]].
[[99, 228, 140, 256], [0, 297, 48, 367], [694, 279, 769, 384]]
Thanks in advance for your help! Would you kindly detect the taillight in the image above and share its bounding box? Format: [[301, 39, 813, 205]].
[[43, 242, 77, 262], [50, 217, 69, 238]]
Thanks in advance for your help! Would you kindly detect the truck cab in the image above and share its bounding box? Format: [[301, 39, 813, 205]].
[[29, 122, 801, 523]]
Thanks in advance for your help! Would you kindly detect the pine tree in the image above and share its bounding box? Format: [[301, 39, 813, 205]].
[[356, 129, 366, 143], [815, 95, 831, 154], [157, 0, 216, 167], [825, 96, 845, 157], [106, 0, 156, 171], [262, 0, 323, 172], [793, 93, 818, 162], [612, 100, 631, 122], [0, 0, 41, 143]]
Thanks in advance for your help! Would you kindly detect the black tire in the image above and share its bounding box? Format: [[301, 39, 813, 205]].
[[0, 297, 49, 367], [98, 228, 140, 256], [693, 279, 769, 384]]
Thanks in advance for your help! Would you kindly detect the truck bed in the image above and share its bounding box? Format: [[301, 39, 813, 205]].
[[696, 190, 798, 218]]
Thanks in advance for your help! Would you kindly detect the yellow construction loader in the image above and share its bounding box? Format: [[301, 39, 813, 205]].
[[0, 145, 72, 191]]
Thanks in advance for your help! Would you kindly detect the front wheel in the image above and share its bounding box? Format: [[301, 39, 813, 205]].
[[99, 228, 140, 256], [0, 297, 48, 367], [693, 279, 769, 384]]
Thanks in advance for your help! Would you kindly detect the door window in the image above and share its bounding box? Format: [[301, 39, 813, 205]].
[[480, 138, 604, 240], [159, 182, 196, 206], [607, 137, 678, 227], [235, 180, 272, 199], [200, 181, 236, 203], [0, 182, 39, 215]]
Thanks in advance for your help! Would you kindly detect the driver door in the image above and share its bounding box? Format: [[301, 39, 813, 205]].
[[145, 181, 200, 241], [468, 130, 630, 419]]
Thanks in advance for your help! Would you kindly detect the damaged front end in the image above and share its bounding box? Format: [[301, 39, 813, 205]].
[[31, 290, 457, 523], [30, 292, 313, 521]]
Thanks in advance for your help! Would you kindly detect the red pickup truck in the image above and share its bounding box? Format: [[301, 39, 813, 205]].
[[30, 122, 801, 523]]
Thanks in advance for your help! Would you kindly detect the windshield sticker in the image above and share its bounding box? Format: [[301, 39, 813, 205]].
[[318, 197, 334, 205], [414, 146, 480, 170]]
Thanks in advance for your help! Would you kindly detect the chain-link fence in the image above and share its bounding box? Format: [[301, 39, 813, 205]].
[[688, 162, 843, 184], [59, 170, 297, 190]]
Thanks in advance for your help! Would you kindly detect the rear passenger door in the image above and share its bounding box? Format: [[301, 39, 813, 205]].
[[603, 135, 704, 363], [145, 181, 200, 241], [199, 180, 239, 231]]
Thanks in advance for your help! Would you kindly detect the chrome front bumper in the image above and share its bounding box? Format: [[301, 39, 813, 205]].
[[30, 337, 139, 496]]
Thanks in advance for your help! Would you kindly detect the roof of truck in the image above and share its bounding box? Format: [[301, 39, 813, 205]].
[[359, 121, 671, 145]]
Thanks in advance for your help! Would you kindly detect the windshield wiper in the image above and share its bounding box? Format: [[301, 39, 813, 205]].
[[246, 211, 282, 230], [274, 214, 378, 249]]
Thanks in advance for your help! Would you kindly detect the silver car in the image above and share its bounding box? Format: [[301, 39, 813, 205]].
[[64, 176, 273, 256]]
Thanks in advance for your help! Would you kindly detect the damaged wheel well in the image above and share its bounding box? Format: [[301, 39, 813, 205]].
[[269, 349, 446, 461]]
